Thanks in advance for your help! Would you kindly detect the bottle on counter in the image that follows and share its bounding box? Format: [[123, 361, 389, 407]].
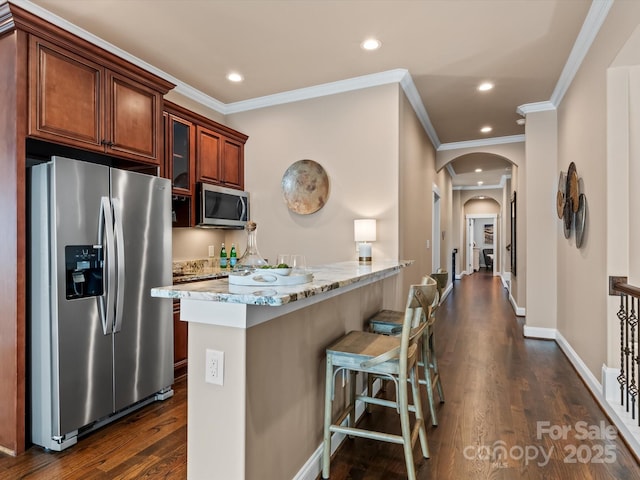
[[220, 243, 228, 269], [230, 243, 237, 268]]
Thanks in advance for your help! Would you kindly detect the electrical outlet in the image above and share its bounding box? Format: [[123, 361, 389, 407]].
[[205, 349, 224, 385]]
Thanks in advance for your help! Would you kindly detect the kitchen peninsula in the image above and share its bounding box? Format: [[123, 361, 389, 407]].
[[151, 260, 411, 480]]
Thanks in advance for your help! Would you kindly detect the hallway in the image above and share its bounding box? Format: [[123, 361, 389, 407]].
[[326, 271, 640, 479]]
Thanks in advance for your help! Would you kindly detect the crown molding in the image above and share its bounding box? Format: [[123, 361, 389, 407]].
[[550, 0, 614, 107], [10, 0, 178, 84], [398, 71, 441, 148], [516, 101, 556, 116], [439, 134, 525, 152], [225, 68, 405, 112], [12, 0, 611, 148]]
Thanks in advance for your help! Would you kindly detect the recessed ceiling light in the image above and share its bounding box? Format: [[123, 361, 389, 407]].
[[478, 82, 494, 92], [477, 181, 484, 185], [227, 72, 244, 83], [475, 168, 482, 173], [480, 126, 492, 133], [361, 38, 382, 51]]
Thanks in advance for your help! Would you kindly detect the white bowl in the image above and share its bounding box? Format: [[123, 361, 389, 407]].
[[270, 267, 292, 276]]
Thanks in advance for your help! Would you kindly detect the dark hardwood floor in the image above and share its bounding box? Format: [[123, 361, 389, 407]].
[[0, 376, 187, 479], [1, 271, 639, 479], [327, 271, 640, 479]]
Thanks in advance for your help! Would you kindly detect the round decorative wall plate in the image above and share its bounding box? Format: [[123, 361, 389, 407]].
[[567, 162, 579, 213], [575, 193, 586, 248], [281, 159, 330, 215], [563, 197, 572, 239], [556, 171, 566, 219]]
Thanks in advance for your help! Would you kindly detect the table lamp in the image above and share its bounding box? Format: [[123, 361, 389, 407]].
[[354, 219, 376, 264]]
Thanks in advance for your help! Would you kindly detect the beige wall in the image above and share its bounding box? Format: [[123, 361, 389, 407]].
[[524, 109, 557, 331], [555, 0, 640, 377], [226, 85, 400, 270], [398, 88, 443, 294]]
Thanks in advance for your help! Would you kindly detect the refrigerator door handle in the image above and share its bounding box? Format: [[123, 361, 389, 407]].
[[112, 198, 126, 333], [98, 196, 116, 335]]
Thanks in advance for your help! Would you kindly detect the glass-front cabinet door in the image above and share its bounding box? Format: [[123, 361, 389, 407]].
[[168, 114, 194, 195]]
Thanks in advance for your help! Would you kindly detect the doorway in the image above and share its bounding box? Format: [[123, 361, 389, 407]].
[[466, 213, 497, 275], [433, 186, 441, 271]]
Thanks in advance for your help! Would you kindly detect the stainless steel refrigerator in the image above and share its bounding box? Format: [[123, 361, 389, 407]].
[[29, 156, 173, 451]]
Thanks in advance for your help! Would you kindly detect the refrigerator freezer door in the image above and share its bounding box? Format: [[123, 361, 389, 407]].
[[49, 157, 114, 437], [110, 168, 173, 410]]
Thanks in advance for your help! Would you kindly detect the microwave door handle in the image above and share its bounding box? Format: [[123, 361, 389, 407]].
[[239, 197, 247, 221], [98, 196, 115, 335], [111, 198, 126, 333]]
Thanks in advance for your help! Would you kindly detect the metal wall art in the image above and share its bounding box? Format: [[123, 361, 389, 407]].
[[281, 159, 330, 215], [557, 162, 587, 248]]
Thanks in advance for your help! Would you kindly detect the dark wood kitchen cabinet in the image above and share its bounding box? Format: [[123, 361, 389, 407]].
[[173, 301, 188, 379], [196, 125, 245, 189], [164, 101, 248, 226], [29, 36, 167, 165], [0, 3, 174, 455]]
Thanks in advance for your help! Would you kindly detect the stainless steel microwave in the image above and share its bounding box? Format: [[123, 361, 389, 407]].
[[197, 183, 249, 228]]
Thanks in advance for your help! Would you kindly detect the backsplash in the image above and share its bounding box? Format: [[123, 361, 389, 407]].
[[173, 258, 212, 276]]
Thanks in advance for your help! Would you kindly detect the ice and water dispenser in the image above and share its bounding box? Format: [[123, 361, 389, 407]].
[[65, 245, 103, 299]]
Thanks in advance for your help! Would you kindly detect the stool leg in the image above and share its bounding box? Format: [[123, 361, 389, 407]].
[[410, 365, 429, 459], [430, 332, 445, 403], [322, 355, 334, 479], [397, 372, 417, 480], [422, 329, 438, 426], [348, 370, 357, 435], [366, 373, 374, 413]]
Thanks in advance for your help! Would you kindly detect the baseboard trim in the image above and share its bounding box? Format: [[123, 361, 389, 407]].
[[293, 379, 382, 480], [555, 332, 640, 461], [509, 292, 526, 317], [523, 325, 556, 339], [440, 283, 453, 302]]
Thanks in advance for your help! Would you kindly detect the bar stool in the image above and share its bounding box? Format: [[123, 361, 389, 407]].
[[369, 275, 445, 426], [322, 284, 432, 480], [430, 270, 448, 302]]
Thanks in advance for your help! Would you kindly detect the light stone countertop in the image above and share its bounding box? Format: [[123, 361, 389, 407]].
[[152, 260, 412, 306]]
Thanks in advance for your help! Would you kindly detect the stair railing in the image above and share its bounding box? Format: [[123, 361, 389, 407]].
[[610, 276, 640, 424]]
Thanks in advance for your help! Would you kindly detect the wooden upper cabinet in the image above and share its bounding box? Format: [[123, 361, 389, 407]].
[[29, 37, 103, 149], [29, 36, 165, 165], [196, 125, 221, 184], [221, 137, 244, 189], [197, 128, 246, 189], [107, 71, 160, 161], [164, 101, 248, 198]]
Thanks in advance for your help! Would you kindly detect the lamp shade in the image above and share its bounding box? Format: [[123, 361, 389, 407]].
[[354, 219, 377, 242]]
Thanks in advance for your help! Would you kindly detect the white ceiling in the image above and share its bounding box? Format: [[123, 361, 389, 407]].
[[19, 0, 602, 189]]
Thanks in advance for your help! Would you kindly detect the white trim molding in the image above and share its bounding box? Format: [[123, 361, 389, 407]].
[[550, 0, 614, 106], [517, 101, 556, 116], [11, 0, 612, 153], [509, 292, 526, 317], [521, 328, 640, 461], [438, 134, 525, 151], [523, 325, 555, 339]]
